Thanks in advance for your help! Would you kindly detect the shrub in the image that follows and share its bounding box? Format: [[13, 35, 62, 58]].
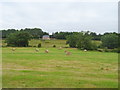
[[53, 45, 56, 47], [38, 43, 41, 48], [104, 48, 119, 53], [112, 48, 119, 53], [111, 48, 120, 53], [33, 46, 36, 47], [97, 49, 104, 52], [66, 41, 69, 45]]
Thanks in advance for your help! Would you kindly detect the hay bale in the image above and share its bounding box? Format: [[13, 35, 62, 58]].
[[11, 48, 16, 51], [45, 50, 49, 53], [35, 48, 39, 52], [66, 51, 72, 55], [58, 47, 62, 50], [84, 49, 87, 52]]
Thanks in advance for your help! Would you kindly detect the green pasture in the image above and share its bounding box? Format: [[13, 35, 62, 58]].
[[1, 39, 101, 48], [1, 39, 68, 48], [2, 46, 118, 88]]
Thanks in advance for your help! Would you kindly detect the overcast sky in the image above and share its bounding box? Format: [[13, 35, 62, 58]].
[[0, 0, 118, 34]]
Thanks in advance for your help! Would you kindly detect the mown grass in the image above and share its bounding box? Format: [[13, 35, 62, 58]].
[[2, 47, 118, 88], [1, 39, 68, 48], [29, 39, 68, 48], [1, 39, 101, 48]]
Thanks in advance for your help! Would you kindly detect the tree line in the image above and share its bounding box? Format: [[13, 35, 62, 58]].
[[66, 31, 119, 50], [51, 31, 102, 40], [0, 28, 118, 41], [0, 28, 49, 39], [0, 28, 119, 52]]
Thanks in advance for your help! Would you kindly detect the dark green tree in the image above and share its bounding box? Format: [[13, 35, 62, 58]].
[[67, 32, 97, 50], [77, 32, 95, 50], [101, 34, 118, 49], [38, 43, 41, 48], [6, 32, 31, 47], [66, 34, 78, 48], [1, 29, 18, 38], [23, 28, 44, 39]]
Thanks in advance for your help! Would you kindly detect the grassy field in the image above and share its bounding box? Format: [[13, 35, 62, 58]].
[[2, 39, 118, 88], [1, 39, 101, 48], [1, 39, 68, 48]]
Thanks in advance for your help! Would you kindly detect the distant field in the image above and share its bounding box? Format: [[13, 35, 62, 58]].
[[1, 39, 101, 48], [2, 39, 118, 88], [29, 39, 68, 48], [2, 47, 118, 88]]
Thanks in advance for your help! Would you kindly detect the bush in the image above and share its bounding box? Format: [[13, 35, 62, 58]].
[[103, 48, 119, 53], [112, 48, 119, 53], [38, 43, 41, 48], [53, 45, 56, 47], [97, 49, 104, 52], [111, 48, 120, 53], [66, 41, 69, 45]]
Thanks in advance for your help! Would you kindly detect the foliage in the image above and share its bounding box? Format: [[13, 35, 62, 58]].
[[1, 28, 49, 39], [53, 45, 56, 47], [38, 43, 41, 48], [51, 31, 102, 40], [21, 28, 44, 39], [77, 32, 92, 50], [101, 34, 118, 49], [118, 48, 120, 53], [66, 34, 78, 48], [90, 42, 98, 50], [90, 32, 102, 40], [66, 32, 97, 50], [1, 29, 18, 38], [5, 32, 31, 47], [52, 32, 79, 39]]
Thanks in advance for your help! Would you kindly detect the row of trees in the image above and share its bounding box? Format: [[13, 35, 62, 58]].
[[66, 31, 119, 50], [1, 28, 49, 39], [0, 28, 119, 51], [51, 31, 102, 40], [51, 31, 119, 41], [101, 34, 119, 49], [66, 32, 97, 50], [1, 28, 118, 41]]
